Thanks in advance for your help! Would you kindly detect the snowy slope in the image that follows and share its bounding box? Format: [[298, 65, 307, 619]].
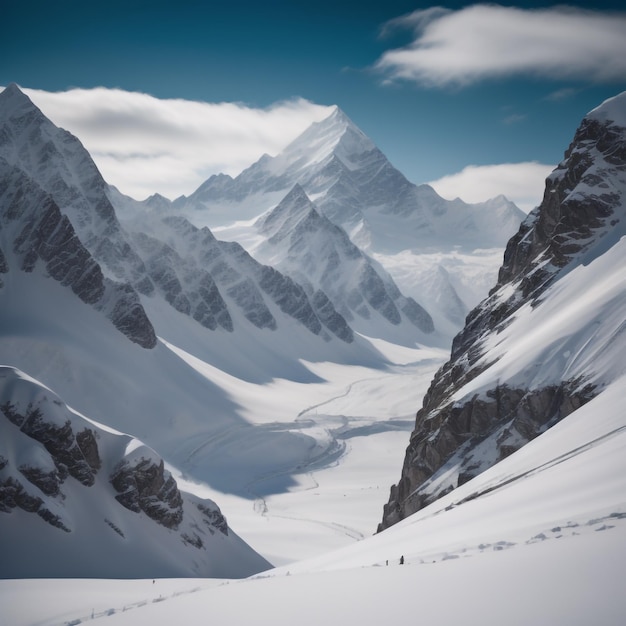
[[0, 367, 271, 579]]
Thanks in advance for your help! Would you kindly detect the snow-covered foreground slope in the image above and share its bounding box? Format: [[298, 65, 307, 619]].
[[4, 376, 625, 624]]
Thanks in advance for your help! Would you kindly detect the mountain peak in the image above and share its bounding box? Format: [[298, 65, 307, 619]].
[[1, 82, 24, 97], [325, 105, 352, 126], [283, 182, 310, 203], [258, 184, 316, 236], [281, 105, 375, 168], [588, 90, 626, 127], [0, 83, 39, 118]]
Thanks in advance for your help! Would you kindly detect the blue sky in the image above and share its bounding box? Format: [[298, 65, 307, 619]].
[[3, 1, 626, 208]]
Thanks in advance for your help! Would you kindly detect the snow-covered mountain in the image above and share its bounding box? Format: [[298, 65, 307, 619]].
[[0, 84, 157, 348], [379, 91, 626, 530], [0, 366, 271, 578], [254, 184, 434, 343]]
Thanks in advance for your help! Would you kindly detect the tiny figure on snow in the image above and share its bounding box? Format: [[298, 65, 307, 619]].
[[399, 555, 404, 565]]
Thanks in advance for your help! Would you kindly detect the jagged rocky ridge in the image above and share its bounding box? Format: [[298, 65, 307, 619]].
[[0, 366, 270, 578], [0, 84, 157, 348], [256, 184, 434, 336], [165, 104, 525, 335], [379, 92, 626, 531], [136, 213, 355, 341], [0, 84, 151, 289]]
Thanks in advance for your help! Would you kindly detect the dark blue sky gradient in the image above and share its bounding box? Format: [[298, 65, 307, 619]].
[[3, 1, 626, 184]]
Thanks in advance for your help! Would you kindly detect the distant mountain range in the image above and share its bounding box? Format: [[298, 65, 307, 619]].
[[160, 104, 525, 335]]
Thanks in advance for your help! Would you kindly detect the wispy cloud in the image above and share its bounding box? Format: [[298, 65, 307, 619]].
[[544, 87, 579, 102], [375, 5, 626, 88], [502, 113, 527, 125], [23, 87, 333, 200], [428, 162, 554, 212]]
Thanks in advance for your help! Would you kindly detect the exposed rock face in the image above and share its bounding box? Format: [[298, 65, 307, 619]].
[[0, 245, 8, 286], [380, 382, 595, 529], [2, 401, 101, 487], [111, 456, 184, 530], [379, 93, 626, 532], [197, 502, 228, 536], [151, 214, 355, 341], [1, 159, 104, 303], [0, 86, 157, 348], [497, 115, 625, 292], [0, 379, 103, 532], [0, 84, 151, 289], [0, 158, 157, 348], [132, 230, 234, 332], [0, 366, 235, 539]]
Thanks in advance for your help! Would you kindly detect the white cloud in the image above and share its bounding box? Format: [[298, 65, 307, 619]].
[[23, 87, 333, 200], [428, 162, 554, 212], [375, 5, 626, 87]]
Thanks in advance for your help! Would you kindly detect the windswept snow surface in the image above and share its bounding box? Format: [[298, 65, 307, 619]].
[[4, 376, 625, 624]]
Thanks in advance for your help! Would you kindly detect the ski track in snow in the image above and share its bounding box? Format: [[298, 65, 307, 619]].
[[397, 511, 626, 567], [51, 585, 207, 626], [452, 423, 626, 509], [48, 514, 626, 626], [237, 364, 427, 543]]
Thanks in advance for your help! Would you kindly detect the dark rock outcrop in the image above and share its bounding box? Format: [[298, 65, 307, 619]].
[[1, 401, 101, 487], [110, 456, 184, 530], [197, 502, 229, 536], [132, 230, 234, 332], [379, 382, 595, 530], [156, 214, 355, 341]]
